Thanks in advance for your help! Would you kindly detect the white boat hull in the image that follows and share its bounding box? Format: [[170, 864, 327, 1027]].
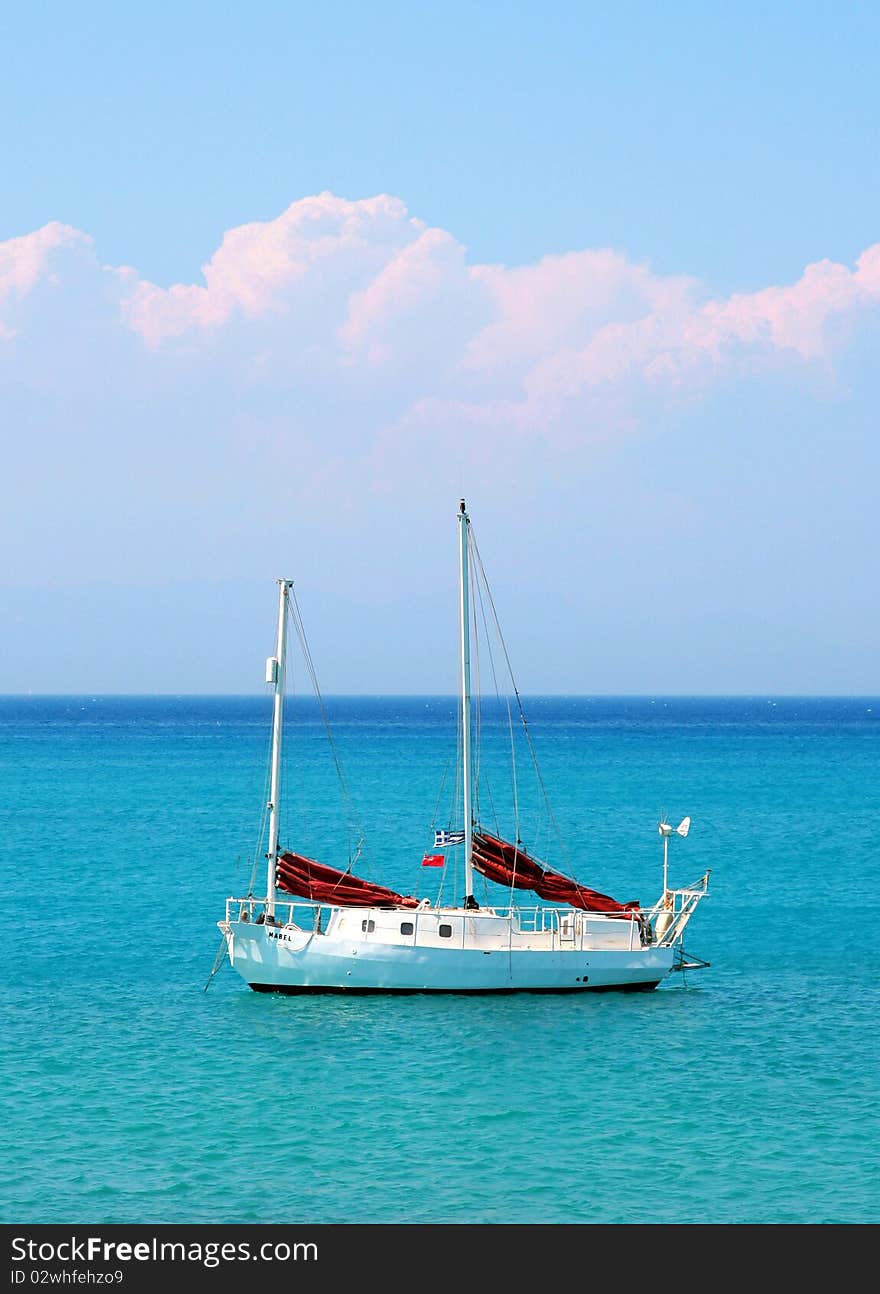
[[223, 910, 675, 993]]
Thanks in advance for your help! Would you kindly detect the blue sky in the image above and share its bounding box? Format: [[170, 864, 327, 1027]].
[[1, 1, 878, 692]]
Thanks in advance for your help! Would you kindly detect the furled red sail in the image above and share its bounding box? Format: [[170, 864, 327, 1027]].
[[276, 851, 419, 909], [472, 831, 639, 914]]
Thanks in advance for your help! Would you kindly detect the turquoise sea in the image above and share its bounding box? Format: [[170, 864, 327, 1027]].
[[2, 695, 879, 1226]]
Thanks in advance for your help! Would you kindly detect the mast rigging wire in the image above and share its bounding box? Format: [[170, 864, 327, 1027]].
[[468, 529, 576, 879], [288, 589, 365, 870]]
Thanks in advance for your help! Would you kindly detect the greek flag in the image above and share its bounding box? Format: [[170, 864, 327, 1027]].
[[434, 829, 466, 848]]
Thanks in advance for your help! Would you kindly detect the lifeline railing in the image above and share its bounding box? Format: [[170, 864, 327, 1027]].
[[225, 896, 648, 929], [223, 876, 709, 949]]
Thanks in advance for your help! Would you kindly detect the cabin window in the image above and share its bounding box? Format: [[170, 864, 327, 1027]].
[[400, 922, 414, 935], [361, 919, 375, 933], [439, 923, 453, 938]]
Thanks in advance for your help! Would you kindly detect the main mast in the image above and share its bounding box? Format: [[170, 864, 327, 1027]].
[[458, 500, 476, 909], [266, 578, 293, 919]]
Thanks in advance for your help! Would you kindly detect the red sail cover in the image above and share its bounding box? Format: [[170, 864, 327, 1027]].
[[276, 851, 419, 909], [472, 832, 639, 914]]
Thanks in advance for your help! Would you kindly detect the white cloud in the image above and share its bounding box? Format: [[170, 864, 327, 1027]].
[[465, 249, 698, 377], [0, 221, 90, 302], [2, 193, 878, 436], [124, 192, 426, 346], [339, 225, 470, 364], [0, 222, 96, 338], [1, 197, 877, 694]]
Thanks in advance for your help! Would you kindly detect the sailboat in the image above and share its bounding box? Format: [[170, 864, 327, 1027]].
[[217, 500, 710, 993]]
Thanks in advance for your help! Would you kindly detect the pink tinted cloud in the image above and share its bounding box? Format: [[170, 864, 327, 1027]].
[[691, 248, 880, 360], [125, 192, 428, 346], [339, 226, 469, 363], [465, 249, 698, 376], [457, 239, 880, 424], [1, 196, 878, 434], [0, 222, 95, 337], [0, 221, 90, 300]]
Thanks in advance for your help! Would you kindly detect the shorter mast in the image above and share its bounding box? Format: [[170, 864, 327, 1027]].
[[458, 500, 476, 908], [266, 578, 293, 919]]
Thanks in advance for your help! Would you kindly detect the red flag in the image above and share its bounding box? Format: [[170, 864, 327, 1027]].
[[421, 854, 445, 867]]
